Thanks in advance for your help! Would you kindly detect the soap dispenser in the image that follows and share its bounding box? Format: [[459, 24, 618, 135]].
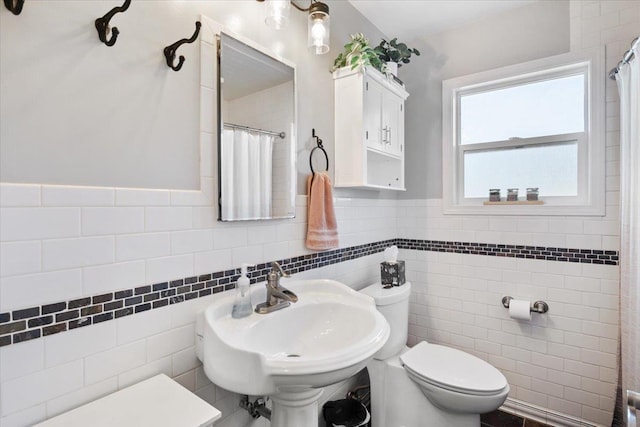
[[231, 263, 253, 318]]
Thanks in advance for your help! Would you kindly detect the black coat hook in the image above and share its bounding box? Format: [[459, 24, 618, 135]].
[[4, 0, 25, 15], [95, 0, 131, 47], [164, 21, 201, 72]]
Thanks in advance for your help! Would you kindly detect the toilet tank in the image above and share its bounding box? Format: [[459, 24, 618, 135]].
[[360, 282, 411, 360]]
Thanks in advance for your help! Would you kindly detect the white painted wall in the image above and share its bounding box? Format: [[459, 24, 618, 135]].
[[400, 0, 571, 199], [0, 1, 202, 190], [0, 0, 386, 195]]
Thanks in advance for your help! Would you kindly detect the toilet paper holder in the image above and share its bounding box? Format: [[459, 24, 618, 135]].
[[502, 296, 549, 314]]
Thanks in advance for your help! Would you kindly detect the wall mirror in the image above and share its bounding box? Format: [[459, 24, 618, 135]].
[[218, 32, 296, 221]]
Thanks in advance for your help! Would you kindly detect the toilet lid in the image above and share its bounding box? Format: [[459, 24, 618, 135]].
[[400, 342, 507, 395]]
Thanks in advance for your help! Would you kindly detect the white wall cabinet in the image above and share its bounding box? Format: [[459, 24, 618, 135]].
[[333, 66, 409, 190]]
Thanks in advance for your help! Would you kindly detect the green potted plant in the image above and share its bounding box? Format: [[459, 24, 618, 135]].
[[331, 33, 387, 74], [374, 38, 421, 76]]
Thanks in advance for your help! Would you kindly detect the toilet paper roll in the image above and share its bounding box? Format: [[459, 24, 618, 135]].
[[508, 299, 531, 321]]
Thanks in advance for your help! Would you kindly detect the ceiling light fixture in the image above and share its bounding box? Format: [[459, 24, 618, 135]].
[[263, 0, 291, 30], [258, 0, 330, 55]]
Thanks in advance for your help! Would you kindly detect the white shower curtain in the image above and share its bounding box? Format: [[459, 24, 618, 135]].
[[616, 40, 640, 425], [221, 128, 274, 220]]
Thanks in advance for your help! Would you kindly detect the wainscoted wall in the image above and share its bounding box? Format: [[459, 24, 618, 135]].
[[398, 199, 620, 427], [0, 185, 395, 427], [0, 189, 623, 427]]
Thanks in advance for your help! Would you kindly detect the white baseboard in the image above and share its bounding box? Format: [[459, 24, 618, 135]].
[[501, 397, 604, 427]]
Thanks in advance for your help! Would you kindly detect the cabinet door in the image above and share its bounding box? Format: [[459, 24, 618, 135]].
[[364, 77, 384, 152], [383, 92, 404, 157]]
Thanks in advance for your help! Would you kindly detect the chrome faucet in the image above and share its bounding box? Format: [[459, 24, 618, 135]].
[[255, 262, 298, 314]]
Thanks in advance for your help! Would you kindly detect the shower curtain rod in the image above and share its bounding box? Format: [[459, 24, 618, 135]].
[[609, 36, 639, 80], [224, 123, 285, 139]]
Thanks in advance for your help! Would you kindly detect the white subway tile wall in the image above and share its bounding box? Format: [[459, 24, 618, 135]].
[[1, 270, 83, 314], [399, 238, 619, 426], [397, 82, 626, 423], [0, 193, 622, 426], [0, 182, 394, 425]]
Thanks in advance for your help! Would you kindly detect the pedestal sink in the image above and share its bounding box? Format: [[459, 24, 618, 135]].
[[196, 279, 390, 427]]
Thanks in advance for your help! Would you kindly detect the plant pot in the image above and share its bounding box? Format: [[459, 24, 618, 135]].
[[386, 61, 398, 77]]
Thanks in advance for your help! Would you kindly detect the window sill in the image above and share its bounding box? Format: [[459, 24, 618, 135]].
[[483, 200, 544, 206], [443, 203, 605, 216]]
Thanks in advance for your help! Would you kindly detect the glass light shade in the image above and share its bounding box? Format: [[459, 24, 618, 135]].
[[265, 0, 290, 30], [307, 4, 329, 55]]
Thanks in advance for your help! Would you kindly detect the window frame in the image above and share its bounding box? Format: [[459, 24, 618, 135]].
[[442, 49, 605, 216]]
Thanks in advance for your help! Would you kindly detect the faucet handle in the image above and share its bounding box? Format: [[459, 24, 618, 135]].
[[271, 261, 290, 278]]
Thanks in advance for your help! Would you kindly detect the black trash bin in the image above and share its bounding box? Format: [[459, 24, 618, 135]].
[[322, 398, 370, 427]]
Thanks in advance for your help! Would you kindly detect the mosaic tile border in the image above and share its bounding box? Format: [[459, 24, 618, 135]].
[[0, 239, 396, 347], [396, 239, 619, 265], [0, 238, 619, 347]]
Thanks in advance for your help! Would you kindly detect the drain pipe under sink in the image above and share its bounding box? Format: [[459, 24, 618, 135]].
[[239, 396, 271, 421]]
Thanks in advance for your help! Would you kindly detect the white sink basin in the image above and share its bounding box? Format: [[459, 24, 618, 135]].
[[198, 279, 390, 397]]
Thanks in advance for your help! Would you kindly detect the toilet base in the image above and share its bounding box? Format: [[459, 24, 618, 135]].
[[368, 354, 480, 427]]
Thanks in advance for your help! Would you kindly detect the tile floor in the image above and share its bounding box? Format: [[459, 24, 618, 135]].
[[481, 410, 552, 427]]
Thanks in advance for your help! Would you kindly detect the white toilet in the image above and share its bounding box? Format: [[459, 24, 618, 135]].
[[360, 282, 509, 427]]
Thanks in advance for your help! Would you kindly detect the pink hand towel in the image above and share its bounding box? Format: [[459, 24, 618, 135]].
[[306, 172, 339, 250]]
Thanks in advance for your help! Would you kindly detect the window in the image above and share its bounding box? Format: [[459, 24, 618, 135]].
[[442, 50, 605, 215]]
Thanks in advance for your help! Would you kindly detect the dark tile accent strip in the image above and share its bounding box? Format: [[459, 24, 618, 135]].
[[68, 298, 91, 309], [12, 307, 39, 320], [153, 282, 168, 292], [115, 290, 133, 299], [93, 312, 113, 324], [28, 316, 53, 328], [395, 238, 620, 265], [43, 323, 67, 336], [81, 305, 102, 316], [56, 310, 79, 322], [135, 286, 151, 295], [104, 301, 123, 311], [0, 238, 618, 348], [13, 329, 41, 344], [93, 293, 113, 304], [125, 296, 142, 306], [42, 302, 66, 315], [69, 317, 91, 329], [115, 308, 133, 318], [153, 299, 169, 309], [0, 321, 26, 335]]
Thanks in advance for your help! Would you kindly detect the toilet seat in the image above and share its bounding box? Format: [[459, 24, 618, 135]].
[[400, 342, 508, 396]]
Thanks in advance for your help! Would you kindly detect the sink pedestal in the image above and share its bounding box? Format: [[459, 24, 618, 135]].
[[270, 389, 324, 427]]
